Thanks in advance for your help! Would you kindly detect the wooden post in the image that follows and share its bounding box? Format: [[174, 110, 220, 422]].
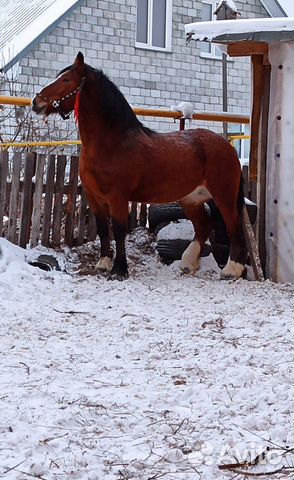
[[179, 118, 185, 130], [257, 63, 271, 273], [222, 52, 228, 137], [249, 55, 264, 202]]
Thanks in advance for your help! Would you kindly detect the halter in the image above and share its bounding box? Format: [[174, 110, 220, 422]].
[[36, 76, 86, 120]]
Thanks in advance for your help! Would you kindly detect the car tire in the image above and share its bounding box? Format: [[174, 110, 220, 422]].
[[156, 238, 211, 264], [148, 203, 186, 229]]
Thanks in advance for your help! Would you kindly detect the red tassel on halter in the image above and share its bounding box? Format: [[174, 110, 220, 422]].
[[74, 91, 80, 123]]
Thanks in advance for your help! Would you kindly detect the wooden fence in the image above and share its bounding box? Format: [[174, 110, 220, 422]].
[[0, 150, 147, 249]]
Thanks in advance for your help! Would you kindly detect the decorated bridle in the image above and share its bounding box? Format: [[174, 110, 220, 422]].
[[36, 75, 86, 120]]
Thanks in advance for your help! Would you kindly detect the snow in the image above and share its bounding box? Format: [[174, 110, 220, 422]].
[[185, 17, 294, 42], [157, 220, 194, 241], [0, 234, 293, 479], [0, 0, 79, 70]]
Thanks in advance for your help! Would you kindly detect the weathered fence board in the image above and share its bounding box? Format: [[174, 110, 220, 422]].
[[52, 155, 66, 246], [139, 203, 147, 227], [1, 152, 146, 250], [19, 152, 35, 248], [0, 150, 9, 237], [64, 156, 79, 247], [31, 154, 46, 247], [7, 153, 22, 244], [41, 155, 56, 246], [77, 188, 88, 246]]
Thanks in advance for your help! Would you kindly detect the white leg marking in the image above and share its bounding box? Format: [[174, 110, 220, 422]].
[[180, 240, 201, 275], [220, 258, 245, 280], [95, 256, 113, 272]]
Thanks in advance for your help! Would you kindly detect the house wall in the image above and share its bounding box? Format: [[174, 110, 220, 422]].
[[16, 0, 269, 137]]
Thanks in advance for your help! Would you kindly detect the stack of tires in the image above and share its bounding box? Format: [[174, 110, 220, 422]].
[[148, 199, 257, 268]]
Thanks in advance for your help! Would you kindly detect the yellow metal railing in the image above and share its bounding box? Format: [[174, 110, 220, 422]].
[[0, 140, 81, 149], [0, 95, 250, 149]]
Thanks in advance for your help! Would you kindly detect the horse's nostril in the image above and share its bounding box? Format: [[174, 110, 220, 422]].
[[32, 97, 36, 109]]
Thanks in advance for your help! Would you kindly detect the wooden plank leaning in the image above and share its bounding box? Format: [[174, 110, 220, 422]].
[[242, 204, 265, 282]]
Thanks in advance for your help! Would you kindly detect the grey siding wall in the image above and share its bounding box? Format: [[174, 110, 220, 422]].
[[17, 0, 269, 136]]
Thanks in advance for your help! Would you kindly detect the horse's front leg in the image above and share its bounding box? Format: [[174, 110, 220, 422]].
[[108, 199, 129, 281], [95, 207, 113, 273]]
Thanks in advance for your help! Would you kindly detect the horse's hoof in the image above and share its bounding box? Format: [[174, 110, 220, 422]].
[[95, 256, 113, 273], [220, 260, 246, 280], [107, 270, 129, 281], [180, 267, 195, 276]]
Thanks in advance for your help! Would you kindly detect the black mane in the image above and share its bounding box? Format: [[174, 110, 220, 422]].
[[91, 67, 154, 135]]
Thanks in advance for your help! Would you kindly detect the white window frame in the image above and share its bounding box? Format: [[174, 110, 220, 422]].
[[135, 0, 172, 52], [200, 0, 223, 60]]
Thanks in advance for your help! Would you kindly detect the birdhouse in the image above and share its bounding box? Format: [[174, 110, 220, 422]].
[[214, 0, 241, 20]]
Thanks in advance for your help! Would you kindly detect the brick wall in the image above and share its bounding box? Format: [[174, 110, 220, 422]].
[[17, 0, 269, 137]]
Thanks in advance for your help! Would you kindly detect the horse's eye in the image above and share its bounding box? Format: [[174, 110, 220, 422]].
[[63, 78, 70, 83]]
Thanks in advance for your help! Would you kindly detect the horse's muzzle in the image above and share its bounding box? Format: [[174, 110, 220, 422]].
[[32, 96, 47, 115]]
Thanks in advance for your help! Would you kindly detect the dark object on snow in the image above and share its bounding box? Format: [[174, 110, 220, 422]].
[[157, 239, 211, 265], [29, 254, 61, 272], [149, 199, 257, 268]]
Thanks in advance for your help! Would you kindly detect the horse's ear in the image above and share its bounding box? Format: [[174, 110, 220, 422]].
[[74, 52, 84, 68]]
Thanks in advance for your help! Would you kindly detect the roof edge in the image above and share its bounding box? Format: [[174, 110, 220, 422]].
[[2, 0, 82, 73]]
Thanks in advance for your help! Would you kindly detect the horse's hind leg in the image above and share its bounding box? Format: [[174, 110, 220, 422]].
[[179, 187, 212, 274], [217, 205, 247, 280], [208, 181, 247, 280]]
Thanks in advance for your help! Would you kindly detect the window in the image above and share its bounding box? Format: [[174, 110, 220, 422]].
[[136, 0, 172, 51], [200, 1, 222, 58]]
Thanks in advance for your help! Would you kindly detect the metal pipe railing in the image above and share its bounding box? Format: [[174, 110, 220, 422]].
[[0, 95, 250, 149]]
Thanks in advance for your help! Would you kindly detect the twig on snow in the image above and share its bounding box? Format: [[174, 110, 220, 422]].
[[228, 465, 294, 476], [0, 460, 26, 477], [53, 308, 89, 314]]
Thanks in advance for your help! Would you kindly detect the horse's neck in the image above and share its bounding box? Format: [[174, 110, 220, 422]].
[[77, 100, 123, 152], [77, 78, 137, 149]]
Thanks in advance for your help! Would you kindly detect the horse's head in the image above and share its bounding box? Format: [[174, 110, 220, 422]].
[[32, 52, 86, 119]]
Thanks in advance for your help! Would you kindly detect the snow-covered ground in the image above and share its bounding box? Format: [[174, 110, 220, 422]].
[[0, 231, 293, 480]]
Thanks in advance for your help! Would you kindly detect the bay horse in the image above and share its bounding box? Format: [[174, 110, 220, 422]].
[[32, 52, 247, 281]]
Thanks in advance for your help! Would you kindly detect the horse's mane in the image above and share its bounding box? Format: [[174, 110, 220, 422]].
[[58, 64, 154, 136], [94, 68, 154, 136]]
